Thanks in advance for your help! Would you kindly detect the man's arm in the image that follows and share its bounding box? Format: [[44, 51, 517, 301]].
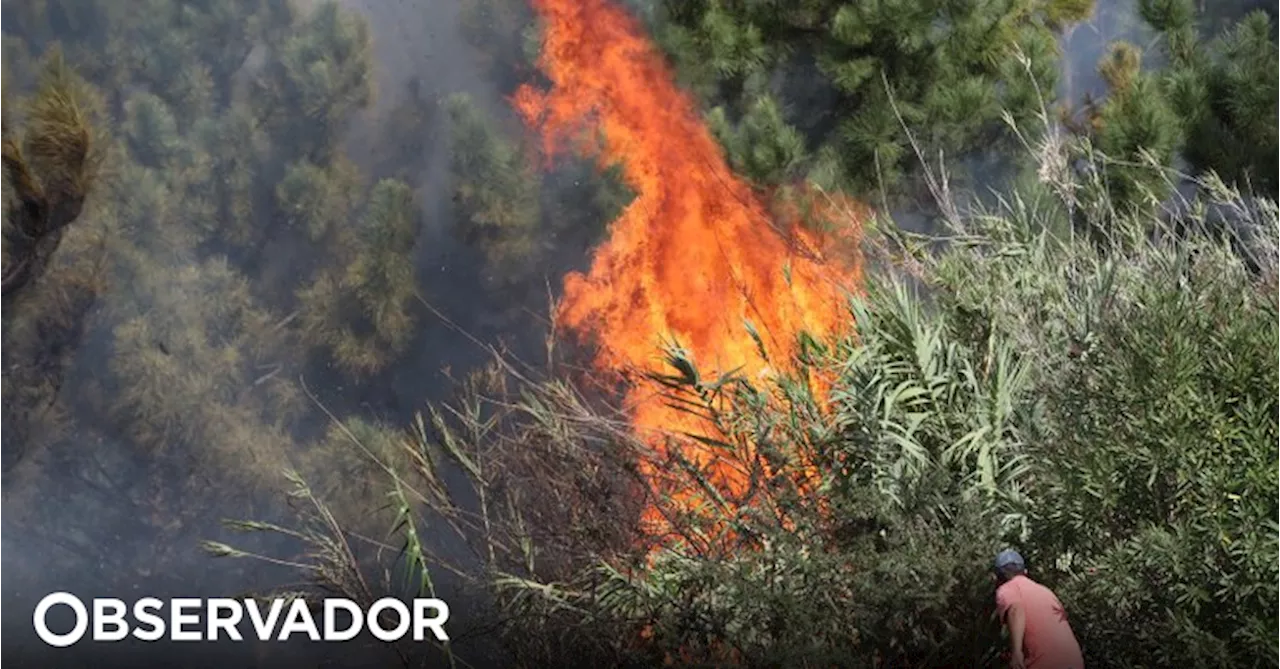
[[1005, 601, 1027, 669]]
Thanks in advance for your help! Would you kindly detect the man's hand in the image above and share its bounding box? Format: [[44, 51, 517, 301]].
[[1009, 648, 1026, 669]]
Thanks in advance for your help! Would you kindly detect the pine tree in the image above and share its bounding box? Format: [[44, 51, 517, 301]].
[[106, 255, 302, 475], [706, 95, 807, 186], [1137, 0, 1278, 196], [252, 0, 374, 160], [185, 105, 272, 247], [103, 160, 205, 260], [1089, 42, 1184, 209], [1, 0, 106, 48], [297, 179, 420, 378], [104, 0, 281, 105], [275, 156, 363, 243], [123, 92, 181, 167], [0, 0, 417, 602], [446, 93, 543, 289], [653, 0, 1095, 196]]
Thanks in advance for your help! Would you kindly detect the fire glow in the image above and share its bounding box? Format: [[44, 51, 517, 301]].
[[513, 0, 864, 541]]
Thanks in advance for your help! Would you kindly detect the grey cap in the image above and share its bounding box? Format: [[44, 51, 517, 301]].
[[994, 549, 1025, 571]]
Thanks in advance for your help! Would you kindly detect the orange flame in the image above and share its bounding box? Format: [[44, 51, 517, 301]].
[[513, 0, 864, 541]]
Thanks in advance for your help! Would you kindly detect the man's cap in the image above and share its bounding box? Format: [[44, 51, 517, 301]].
[[994, 549, 1025, 571]]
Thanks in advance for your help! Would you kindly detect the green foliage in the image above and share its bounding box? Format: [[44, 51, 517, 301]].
[[1139, 0, 1197, 33], [1043, 0, 1095, 27], [105, 255, 302, 485], [577, 271, 1036, 665], [444, 91, 632, 302], [349, 178, 419, 303], [275, 156, 363, 242], [655, 0, 1088, 194], [294, 416, 410, 530], [252, 0, 374, 157], [123, 92, 181, 167], [706, 94, 806, 185], [1125, 4, 1280, 197], [6, 3, 1275, 667], [913, 154, 1280, 667], [1091, 59, 1184, 210], [298, 178, 420, 378], [446, 93, 543, 287], [1028, 226, 1279, 667], [1175, 11, 1279, 196], [8, 1, 283, 112], [103, 160, 201, 259], [184, 105, 272, 246]]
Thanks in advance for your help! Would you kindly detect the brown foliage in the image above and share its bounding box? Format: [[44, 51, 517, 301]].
[[2, 48, 104, 298]]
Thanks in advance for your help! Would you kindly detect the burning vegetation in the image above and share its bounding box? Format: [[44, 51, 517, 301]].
[[512, 0, 864, 542]]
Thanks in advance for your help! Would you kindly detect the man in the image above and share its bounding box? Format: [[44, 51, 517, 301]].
[[993, 549, 1085, 669]]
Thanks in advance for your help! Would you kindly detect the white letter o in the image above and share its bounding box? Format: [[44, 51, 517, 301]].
[[34, 592, 88, 647], [367, 598, 410, 642]]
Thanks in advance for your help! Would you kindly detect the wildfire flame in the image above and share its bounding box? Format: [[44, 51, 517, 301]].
[[513, 0, 864, 541]]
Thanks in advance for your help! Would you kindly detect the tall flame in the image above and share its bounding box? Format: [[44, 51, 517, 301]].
[[512, 0, 863, 538]]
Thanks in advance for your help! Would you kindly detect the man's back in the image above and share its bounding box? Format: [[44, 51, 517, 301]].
[[995, 575, 1085, 669]]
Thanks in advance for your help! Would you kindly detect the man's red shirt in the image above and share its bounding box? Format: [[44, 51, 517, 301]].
[[995, 574, 1085, 669]]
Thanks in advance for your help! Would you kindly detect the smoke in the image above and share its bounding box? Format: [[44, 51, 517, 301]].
[[0, 0, 527, 666], [1057, 0, 1158, 105]]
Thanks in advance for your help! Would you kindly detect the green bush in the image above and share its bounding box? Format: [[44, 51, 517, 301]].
[[1028, 212, 1279, 668]]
